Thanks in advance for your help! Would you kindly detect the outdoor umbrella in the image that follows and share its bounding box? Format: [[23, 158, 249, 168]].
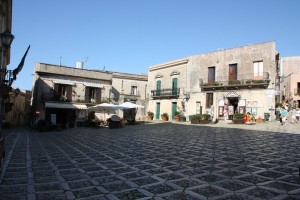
[[90, 103, 123, 110], [119, 102, 145, 109]]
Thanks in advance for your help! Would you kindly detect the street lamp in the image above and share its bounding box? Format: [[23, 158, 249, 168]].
[[1, 29, 14, 48]]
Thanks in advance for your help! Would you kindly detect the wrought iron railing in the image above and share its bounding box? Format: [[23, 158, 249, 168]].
[[200, 72, 270, 90], [42, 92, 109, 104], [151, 88, 180, 98]]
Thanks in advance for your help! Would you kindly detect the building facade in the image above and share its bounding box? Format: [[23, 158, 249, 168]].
[[31, 63, 148, 128], [280, 56, 300, 108], [148, 42, 279, 121], [4, 88, 31, 127], [32, 63, 113, 128], [112, 72, 148, 121]]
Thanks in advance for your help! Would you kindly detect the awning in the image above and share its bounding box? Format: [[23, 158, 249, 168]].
[[83, 82, 103, 88], [45, 102, 87, 109], [51, 79, 75, 85]]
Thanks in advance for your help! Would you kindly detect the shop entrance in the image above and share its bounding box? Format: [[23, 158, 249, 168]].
[[226, 91, 240, 120]]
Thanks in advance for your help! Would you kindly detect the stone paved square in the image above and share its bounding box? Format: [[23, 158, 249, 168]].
[[0, 123, 300, 199]]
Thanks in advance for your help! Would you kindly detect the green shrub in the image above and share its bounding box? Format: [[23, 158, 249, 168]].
[[161, 113, 168, 117], [202, 114, 211, 120], [147, 111, 154, 116], [233, 113, 244, 119], [191, 114, 211, 120]]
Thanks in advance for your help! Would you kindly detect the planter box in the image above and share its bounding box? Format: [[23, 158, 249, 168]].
[[255, 118, 264, 123], [199, 120, 211, 124], [233, 119, 244, 124], [191, 120, 199, 124]]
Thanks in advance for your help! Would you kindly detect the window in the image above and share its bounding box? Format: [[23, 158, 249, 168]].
[[156, 80, 161, 96], [172, 78, 178, 95], [208, 67, 215, 84], [253, 61, 263, 78], [131, 86, 137, 95], [58, 84, 67, 97], [206, 93, 213, 108], [55, 84, 72, 101], [88, 87, 97, 99], [86, 87, 101, 103], [229, 64, 237, 81], [196, 102, 202, 115]]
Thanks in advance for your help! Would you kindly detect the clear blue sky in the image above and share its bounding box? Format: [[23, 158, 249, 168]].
[[9, 0, 300, 90]]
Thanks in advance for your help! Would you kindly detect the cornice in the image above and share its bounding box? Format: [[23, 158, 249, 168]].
[[149, 58, 189, 72]]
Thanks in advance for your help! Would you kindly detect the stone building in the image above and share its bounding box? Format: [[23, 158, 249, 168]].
[[4, 88, 31, 127], [280, 56, 300, 108], [31, 63, 148, 128], [148, 41, 279, 121], [112, 72, 148, 121], [32, 63, 112, 128]]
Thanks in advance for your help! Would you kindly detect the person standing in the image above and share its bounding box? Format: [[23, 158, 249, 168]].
[[280, 107, 287, 126], [296, 107, 300, 123], [290, 107, 298, 124]]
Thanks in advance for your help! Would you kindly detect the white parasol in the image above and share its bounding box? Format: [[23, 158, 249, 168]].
[[118, 102, 145, 109]]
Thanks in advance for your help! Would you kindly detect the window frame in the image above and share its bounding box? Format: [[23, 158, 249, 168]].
[[206, 93, 214, 108]]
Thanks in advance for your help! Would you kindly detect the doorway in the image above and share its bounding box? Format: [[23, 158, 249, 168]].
[[228, 97, 239, 120]]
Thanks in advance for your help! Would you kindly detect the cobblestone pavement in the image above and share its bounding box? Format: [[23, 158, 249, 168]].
[[0, 123, 300, 200]]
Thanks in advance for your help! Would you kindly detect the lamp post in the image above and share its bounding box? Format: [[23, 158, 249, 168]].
[[0, 29, 14, 125]]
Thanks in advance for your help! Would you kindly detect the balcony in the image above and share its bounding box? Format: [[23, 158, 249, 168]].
[[151, 88, 180, 99], [200, 72, 270, 91], [294, 88, 300, 95], [42, 92, 109, 104], [121, 93, 140, 101]]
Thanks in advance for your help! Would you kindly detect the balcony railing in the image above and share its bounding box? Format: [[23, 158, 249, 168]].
[[200, 72, 270, 91], [151, 88, 180, 99], [121, 93, 140, 101], [294, 88, 300, 95], [42, 92, 110, 104]]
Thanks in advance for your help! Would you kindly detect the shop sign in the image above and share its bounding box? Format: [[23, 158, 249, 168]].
[[238, 99, 246, 107]]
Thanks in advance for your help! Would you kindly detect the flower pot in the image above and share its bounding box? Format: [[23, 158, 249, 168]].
[[174, 115, 180, 122], [180, 116, 186, 122], [147, 115, 153, 120], [161, 116, 168, 121], [255, 118, 264, 123]]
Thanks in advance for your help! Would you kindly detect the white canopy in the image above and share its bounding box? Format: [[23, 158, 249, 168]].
[[90, 103, 123, 110], [119, 102, 145, 109]]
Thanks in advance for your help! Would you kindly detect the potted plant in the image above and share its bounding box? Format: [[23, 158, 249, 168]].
[[190, 114, 211, 124], [233, 113, 244, 124], [190, 114, 201, 124], [255, 116, 264, 123], [199, 114, 211, 124], [147, 111, 154, 120], [161, 113, 168, 121], [174, 111, 181, 122]]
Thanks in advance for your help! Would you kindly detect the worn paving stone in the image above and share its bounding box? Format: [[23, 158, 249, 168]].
[[1, 124, 300, 199]]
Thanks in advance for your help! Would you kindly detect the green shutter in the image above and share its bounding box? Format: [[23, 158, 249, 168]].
[[156, 103, 160, 119], [172, 78, 178, 95], [156, 80, 161, 96], [172, 102, 177, 120]]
